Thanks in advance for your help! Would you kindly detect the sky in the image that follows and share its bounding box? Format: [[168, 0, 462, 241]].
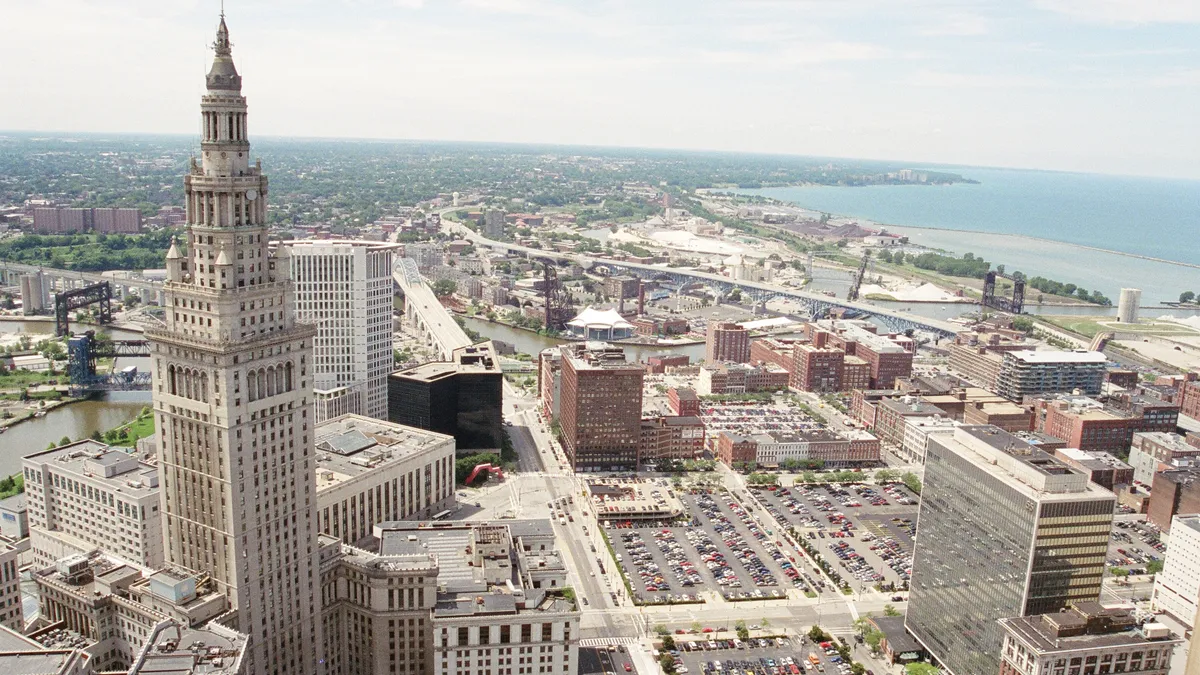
[[3, 0, 1200, 179]]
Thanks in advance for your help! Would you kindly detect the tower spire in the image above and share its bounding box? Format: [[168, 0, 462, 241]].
[[206, 11, 241, 90]]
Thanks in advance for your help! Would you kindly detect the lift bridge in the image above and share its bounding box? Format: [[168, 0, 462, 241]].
[[67, 331, 152, 395]]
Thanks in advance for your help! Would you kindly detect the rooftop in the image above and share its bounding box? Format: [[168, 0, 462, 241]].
[[935, 426, 1111, 500], [1000, 604, 1178, 655], [313, 415, 455, 491], [23, 440, 158, 498], [1006, 350, 1107, 365]]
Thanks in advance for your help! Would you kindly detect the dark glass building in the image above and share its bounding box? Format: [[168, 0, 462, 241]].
[[906, 426, 1115, 675], [388, 342, 503, 452]]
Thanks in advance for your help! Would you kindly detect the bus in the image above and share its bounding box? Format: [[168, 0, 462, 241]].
[[433, 510, 451, 520]]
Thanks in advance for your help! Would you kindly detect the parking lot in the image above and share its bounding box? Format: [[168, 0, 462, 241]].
[[753, 483, 919, 591], [604, 486, 815, 605], [1107, 516, 1167, 575], [671, 633, 864, 675]]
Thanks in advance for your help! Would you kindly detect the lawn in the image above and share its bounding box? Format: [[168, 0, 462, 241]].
[[102, 407, 155, 445], [1040, 315, 1200, 339]]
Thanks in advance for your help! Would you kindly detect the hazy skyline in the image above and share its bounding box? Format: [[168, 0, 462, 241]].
[[4, 0, 1200, 179]]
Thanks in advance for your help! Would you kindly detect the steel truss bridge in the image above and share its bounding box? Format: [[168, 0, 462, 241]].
[[67, 331, 152, 395]]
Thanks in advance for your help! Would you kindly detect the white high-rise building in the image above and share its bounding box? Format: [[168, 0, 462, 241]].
[[1152, 514, 1200, 627], [145, 15, 323, 675], [281, 239, 399, 421]]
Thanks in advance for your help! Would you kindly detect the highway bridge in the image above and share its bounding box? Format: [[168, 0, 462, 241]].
[[0, 260, 165, 304], [442, 222, 961, 340], [392, 257, 474, 360]]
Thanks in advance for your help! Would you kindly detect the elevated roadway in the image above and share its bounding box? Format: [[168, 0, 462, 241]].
[[439, 219, 961, 339], [392, 257, 473, 360]]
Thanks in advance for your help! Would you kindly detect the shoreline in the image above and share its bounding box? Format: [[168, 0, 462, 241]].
[[742, 187, 1200, 271]]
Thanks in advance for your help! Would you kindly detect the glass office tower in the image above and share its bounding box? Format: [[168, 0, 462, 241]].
[[906, 426, 1115, 675]]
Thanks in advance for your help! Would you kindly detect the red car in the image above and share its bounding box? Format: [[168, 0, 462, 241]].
[[624, 665, 632, 672]]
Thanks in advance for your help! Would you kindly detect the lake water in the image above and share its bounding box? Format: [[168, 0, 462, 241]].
[[743, 167, 1200, 301]]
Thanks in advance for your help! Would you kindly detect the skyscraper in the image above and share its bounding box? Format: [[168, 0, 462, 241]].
[[282, 239, 400, 421], [146, 16, 323, 675], [557, 342, 644, 471], [906, 425, 1115, 675]]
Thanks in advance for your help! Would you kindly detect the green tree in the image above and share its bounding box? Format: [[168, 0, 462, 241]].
[[1146, 560, 1164, 574], [658, 652, 677, 674], [884, 604, 901, 617], [735, 620, 749, 640], [654, 625, 669, 637], [851, 663, 866, 675], [59, 435, 71, 446], [875, 469, 899, 483], [902, 472, 922, 495], [432, 279, 458, 297], [1181, 291, 1196, 304], [906, 663, 941, 675], [661, 635, 676, 651]]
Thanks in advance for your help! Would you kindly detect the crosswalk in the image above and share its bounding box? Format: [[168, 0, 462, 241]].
[[579, 637, 639, 648]]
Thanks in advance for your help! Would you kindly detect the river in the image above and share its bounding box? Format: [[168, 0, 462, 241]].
[[458, 316, 708, 362], [0, 319, 151, 476]]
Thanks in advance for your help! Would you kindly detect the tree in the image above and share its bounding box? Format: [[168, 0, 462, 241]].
[[851, 664, 866, 675], [1147, 559, 1164, 574], [995, 264, 1005, 276], [654, 625, 669, 637], [875, 469, 899, 483], [658, 652, 677, 674], [432, 279, 458, 297], [59, 435, 71, 447], [902, 472, 922, 495], [691, 621, 702, 633], [1181, 291, 1196, 304], [661, 635, 676, 651], [877, 250, 893, 263], [735, 620, 749, 640], [884, 604, 901, 617]]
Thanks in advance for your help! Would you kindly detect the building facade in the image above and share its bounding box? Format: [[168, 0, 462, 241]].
[[907, 426, 1116, 675], [696, 362, 789, 396], [282, 239, 400, 421], [557, 343, 644, 472], [791, 333, 845, 392], [1129, 432, 1200, 485], [388, 342, 504, 452], [705, 322, 750, 364], [998, 604, 1178, 675], [23, 441, 164, 569], [1151, 514, 1200, 627], [996, 351, 1107, 401], [1147, 468, 1200, 532], [144, 18, 323, 674]]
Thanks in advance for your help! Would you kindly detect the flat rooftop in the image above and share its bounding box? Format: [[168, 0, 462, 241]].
[[313, 415, 455, 491], [1007, 350, 1107, 365], [937, 426, 1112, 501], [22, 440, 158, 498]]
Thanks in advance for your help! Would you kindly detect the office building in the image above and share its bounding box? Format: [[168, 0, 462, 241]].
[[907, 426, 1116, 675], [1033, 393, 1178, 455], [558, 342, 644, 472], [1052, 448, 1134, 491], [792, 332, 845, 392], [0, 622, 95, 674], [640, 416, 705, 461], [750, 337, 795, 372], [23, 440, 163, 569], [667, 387, 701, 416], [388, 341, 504, 452], [998, 603, 1178, 675], [705, 322, 751, 364], [314, 415, 456, 546], [0, 495, 27, 541], [282, 239, 400, 421], [898, 416, 958, 465], [31, 207, 142, 233], [696, 362, 789, 396], [716, 430, 880, 468], [812, 319, 914, 389], [873, 396, 946, 448], [1147, 468, 1200, 531], [34, 554, 248, 673], [947, 329, 1034, 390], [0, 545, 19, 632], [1129, 432, 1200, 484], [603, 275, 640, 300], [646, 354, 690, 374], [1151, 514, 1200, 627], [144, 17, 323, 674], [996, 350, 1107, 401]]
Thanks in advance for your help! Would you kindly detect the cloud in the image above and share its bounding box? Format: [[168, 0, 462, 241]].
[[1032, 0, 1200, 24], [919, 12, 991, 36], [906, 70, 1055, 88], [393, 0, 425, 7]]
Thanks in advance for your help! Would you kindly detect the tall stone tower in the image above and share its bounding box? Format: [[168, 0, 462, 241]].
[[146, 15, 324, 675]]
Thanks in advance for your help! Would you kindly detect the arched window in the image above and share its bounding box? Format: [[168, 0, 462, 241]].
[[257, 368, 267, 400], [285, 362, 294, 392], [275, 367, 284, 395], [247, 370, 257, 402], [200, 372, 209, 403], [267, 366, 276, 397], [167, 365, 176, 395], [183, 369, 193, 400]]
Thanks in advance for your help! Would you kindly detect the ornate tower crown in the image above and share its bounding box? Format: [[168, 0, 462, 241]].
[[206, 15, 242, 91]]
